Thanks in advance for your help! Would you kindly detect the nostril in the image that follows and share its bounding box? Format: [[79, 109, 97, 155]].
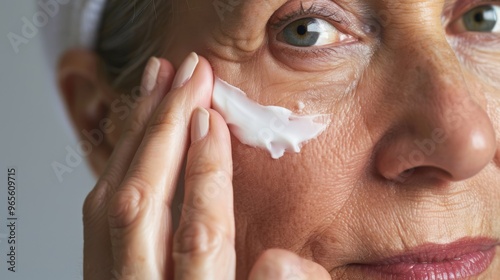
[[402, 168, 414, 176], [391, 166, 454, 185], [375, 107, 496, 185], [394, 168, 415, 183]]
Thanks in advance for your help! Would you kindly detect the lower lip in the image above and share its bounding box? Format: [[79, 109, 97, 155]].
[[356, 245, 497, 279]]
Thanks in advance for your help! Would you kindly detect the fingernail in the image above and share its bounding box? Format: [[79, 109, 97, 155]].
[[191, 107, 210, 143], [172, 52, 199, 89], [141, 57, 161, 93]]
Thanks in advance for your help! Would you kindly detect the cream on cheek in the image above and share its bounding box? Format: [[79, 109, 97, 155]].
[[212, 77, 329, 159]]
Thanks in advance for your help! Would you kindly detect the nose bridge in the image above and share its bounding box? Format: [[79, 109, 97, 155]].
[[381, 0, 463, 88], [384, 25, 478, 125]]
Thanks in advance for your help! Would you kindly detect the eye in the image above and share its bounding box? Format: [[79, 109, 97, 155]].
[[461, 5, 500, 32], [277, 17, 350, 47]]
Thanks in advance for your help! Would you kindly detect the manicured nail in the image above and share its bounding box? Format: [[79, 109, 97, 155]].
[[191, 107, 210, 143], [172, 52, 199, 89], [141, 57, 161, 93]]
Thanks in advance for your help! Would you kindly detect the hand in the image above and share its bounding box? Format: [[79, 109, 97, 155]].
[[82, 53, 331, 280]]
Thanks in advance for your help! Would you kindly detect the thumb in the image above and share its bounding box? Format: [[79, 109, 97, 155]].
[[249, 249, 331, 280]]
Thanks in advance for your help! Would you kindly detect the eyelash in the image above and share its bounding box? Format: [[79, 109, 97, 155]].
[[270, 2, 344, 30], [269, 2, 354, 58]]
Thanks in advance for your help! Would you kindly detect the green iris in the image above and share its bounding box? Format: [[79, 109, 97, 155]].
[[281, 18, 321, 47], [463, 5, 498, 32]]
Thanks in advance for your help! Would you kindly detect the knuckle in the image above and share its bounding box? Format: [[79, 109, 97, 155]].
[[107, 178, 153, 229], [146, 106, 185, 137], [173, 221, 225, 256], [122, 117, 144, 139], [82, 178, 113, 225], [186, 159, 232, 186]]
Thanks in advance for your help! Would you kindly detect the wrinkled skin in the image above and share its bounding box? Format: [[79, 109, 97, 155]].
[[61, 0, 500, 279]]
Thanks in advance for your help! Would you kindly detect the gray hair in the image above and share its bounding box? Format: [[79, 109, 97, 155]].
[[95, 0, 172, 92]]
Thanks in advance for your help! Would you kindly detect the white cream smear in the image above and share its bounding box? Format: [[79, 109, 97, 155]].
[[212, 77, 328, 159]]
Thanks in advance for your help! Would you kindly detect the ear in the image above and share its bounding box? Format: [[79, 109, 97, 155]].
[[57, 49, 122, 177]]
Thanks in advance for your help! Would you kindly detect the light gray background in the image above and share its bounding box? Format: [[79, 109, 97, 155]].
[[1, 1, 94, 279]]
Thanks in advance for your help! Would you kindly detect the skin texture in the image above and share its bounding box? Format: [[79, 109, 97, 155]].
[[58, 0, 500, 279]]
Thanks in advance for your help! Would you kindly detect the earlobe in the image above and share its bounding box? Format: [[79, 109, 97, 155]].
[[57, 49, 117, 177]]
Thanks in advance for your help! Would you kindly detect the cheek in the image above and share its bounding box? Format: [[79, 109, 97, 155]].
[[206, 45, 381, 247], [211, 53, 375, 232], [451, 37, 500, 91], [230, 99, 373, 245]]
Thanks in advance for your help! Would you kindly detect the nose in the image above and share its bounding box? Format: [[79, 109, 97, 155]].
[[374, 38, 497, 183]]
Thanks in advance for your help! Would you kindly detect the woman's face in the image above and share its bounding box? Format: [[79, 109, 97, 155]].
[[117, 0, 500, 278]]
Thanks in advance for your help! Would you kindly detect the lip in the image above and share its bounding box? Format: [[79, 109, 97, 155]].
[[353, 237, 499, 279]]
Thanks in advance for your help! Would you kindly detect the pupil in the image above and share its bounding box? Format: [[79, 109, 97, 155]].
[[297, 25, 307, 36], [474, 12, 484, 23]]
